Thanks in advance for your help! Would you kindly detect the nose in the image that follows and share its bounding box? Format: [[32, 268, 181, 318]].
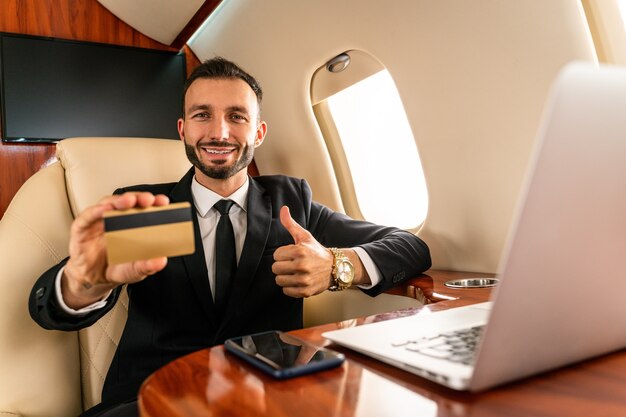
[[208, 116, 229, 141]]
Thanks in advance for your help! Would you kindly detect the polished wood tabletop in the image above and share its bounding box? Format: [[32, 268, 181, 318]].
[[138, 270, 626, 416]]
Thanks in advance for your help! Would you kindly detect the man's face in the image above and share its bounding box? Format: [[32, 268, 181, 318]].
[[178, 78, 266, 183]]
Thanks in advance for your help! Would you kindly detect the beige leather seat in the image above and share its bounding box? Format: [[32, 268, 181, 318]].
[[0, 137, 191, 417], [0, 137, 422, 417]]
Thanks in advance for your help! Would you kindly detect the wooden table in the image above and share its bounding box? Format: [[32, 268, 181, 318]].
[[138, 270, 626, 416]]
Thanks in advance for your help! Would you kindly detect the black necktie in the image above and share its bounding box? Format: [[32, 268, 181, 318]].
[[214, 199, 237, 315]]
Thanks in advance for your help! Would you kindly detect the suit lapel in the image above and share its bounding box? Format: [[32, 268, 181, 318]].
[[170, 169, 218, 327], [218, 177, 272, 333]]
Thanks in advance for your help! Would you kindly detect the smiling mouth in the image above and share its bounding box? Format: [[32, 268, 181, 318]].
[[204, 148, 234, 155], [199, 142, 238, 157]]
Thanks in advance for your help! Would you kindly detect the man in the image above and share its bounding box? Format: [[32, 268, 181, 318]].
[[29, 57, 431, 416]]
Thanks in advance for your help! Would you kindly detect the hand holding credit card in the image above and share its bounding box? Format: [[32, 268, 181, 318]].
[[103, 202, 195, 264]]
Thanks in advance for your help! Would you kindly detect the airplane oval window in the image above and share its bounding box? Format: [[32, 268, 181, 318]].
[[311, 50, 428, 230]]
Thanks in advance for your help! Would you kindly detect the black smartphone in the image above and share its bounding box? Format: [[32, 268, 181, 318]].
[[224, 330, 345, 379]]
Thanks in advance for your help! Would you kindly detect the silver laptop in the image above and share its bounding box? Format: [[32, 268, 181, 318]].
[[323, 62, 626, 392]]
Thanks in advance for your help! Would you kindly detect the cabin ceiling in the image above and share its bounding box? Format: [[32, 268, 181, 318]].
[[96, 0, 220, 47]]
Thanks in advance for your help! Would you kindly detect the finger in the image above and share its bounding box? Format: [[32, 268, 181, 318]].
[[279, 205, 311, 244], [72, 193, 169, 237], [274, 274, 306, 295], [275, 276, 319, 298], [275, 271, 322, 292], [272, 252, 317, 274], [108, 257, 168, 284], [106, 192, 169, 211], [272, 258, 297, 275], [134, 256, 168, 276], [273, 243, 311, 262], [133, 192, 170, 208], [281, 287, 310, 298], [153, 194, 170, 206], [73, 204, 104, 229]]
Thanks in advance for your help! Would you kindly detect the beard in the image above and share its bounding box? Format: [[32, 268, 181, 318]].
[[184, 140, 254, 180]]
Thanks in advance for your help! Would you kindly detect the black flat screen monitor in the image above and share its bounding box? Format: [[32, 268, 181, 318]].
[[0, 33, 186, 142]]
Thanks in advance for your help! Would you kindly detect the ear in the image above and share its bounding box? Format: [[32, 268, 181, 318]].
[[177, 118, 185, 142], [255, 121, 268, 148]]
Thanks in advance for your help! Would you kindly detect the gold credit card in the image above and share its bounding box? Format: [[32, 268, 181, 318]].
[[103, 202, 195, 265]]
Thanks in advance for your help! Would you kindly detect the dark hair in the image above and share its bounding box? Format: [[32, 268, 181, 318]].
[[182, 57, 263, 117]]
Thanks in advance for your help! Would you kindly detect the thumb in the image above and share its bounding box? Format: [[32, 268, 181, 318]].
[[280, 206, 311, 244]]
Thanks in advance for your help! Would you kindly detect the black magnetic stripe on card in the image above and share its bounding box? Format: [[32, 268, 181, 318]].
[[104, 207, 192, 232]]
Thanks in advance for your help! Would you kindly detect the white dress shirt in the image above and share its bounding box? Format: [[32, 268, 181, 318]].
[[191, 176, 248, 301]]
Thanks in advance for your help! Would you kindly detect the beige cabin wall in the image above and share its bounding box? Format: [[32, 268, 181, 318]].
[[189, 0, 596, 273]]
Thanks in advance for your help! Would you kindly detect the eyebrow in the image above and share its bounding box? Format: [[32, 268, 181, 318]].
[[186, 104, 251, 117], [186, 104, 210, 115], [227, 105, 251, 116]]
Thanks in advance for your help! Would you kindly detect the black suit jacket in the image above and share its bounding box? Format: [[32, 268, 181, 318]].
[[29, 170, 431, 412]]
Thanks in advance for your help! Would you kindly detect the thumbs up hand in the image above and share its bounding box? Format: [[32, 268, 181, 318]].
[[278, 205, 312, 245], [272, 206, 334, 298]]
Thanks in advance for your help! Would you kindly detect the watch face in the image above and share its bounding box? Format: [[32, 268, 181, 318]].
[[337, 260, 355, 285]]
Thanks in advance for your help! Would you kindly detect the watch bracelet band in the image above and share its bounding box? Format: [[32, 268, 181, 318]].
[[328, 247, 347, 291]]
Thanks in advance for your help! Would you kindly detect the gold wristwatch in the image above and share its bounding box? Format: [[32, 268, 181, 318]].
[[328, 247, 355, 291]]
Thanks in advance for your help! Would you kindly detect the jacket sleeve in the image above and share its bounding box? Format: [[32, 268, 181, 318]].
[[28, 258, 122, 331]]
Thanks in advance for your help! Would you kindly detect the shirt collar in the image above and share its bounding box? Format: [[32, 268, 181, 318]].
[[191, 176, 249, 217]]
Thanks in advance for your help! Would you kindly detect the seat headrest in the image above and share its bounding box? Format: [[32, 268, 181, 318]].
[[56, 137, 191, 216]]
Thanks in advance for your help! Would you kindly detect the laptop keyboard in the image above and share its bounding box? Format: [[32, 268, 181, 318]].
[[391, 325, 484, 366]]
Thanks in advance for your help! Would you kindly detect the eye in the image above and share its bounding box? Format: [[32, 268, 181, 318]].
[[230, 113, 248, 123], [191, 111, 210, 120]]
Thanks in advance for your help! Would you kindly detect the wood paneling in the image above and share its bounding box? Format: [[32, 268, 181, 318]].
[[0, 144, 57, 216], [0, 0, 174, 49], [171, 0, 223, 50], [182, 44, 202, 76]]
